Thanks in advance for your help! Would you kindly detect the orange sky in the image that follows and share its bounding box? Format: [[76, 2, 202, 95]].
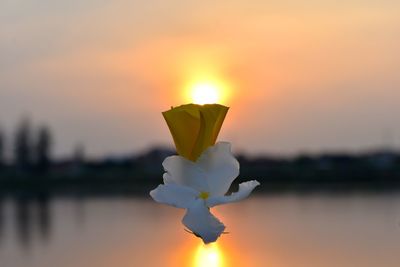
[[1, 0, 400, 157]]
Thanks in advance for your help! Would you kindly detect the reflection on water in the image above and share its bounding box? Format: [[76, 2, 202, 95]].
[[15, 194, 51, 249], [0, 193, 52, 250], [1, 192, 400, 267], [194, 243, 224, 267]]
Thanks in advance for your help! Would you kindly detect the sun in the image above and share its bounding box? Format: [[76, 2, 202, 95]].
[[191, 82, 221, 105], [182, 75, 231, 105]]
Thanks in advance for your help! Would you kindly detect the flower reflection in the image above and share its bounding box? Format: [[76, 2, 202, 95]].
[[194, 243, 224, 267]]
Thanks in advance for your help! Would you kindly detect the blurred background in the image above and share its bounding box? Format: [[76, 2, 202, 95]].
[[1, 1, 400, 266]]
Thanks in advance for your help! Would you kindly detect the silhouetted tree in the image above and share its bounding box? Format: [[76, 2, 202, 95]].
[[0, 127, 4, 168], [14, 118, 33, 172], [35, 126, 52, 173]]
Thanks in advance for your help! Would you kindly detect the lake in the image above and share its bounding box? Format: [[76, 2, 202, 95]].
[[1, 192, 400, 267]]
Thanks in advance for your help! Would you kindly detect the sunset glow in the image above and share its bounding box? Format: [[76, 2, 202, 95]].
[[193, 243, 224, 267], [2, 0, 400, 157]]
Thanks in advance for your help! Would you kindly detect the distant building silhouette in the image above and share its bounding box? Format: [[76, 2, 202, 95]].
[[14, 118, 33, 172], [35, 126, 52, 173]]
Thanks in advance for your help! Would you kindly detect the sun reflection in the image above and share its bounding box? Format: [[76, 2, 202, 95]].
[[193, 243, 224, 267]]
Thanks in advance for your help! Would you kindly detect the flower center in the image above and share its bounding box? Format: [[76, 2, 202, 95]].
[[199, 191, 210, 200]]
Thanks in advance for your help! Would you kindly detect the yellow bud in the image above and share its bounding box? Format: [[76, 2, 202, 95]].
[[162, 104, 229, 161]]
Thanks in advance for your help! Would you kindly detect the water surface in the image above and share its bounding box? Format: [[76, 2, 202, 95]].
[[1, 192, 400, 267]]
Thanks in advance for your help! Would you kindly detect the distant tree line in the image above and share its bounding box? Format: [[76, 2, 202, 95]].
[[0, 118, 52, 174], [1, 117, 400, 195]]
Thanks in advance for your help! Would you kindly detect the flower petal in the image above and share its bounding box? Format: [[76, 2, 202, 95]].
[[206, 180, 260, 207], [163, 172, 174, 184], [150, 184, 198, 209], [197, 142, 239, 196], [163, 155, 209, 193], [182, 199, 226, 244]]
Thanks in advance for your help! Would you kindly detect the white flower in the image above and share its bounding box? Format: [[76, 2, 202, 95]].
[[150, 142, 260, 244]]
